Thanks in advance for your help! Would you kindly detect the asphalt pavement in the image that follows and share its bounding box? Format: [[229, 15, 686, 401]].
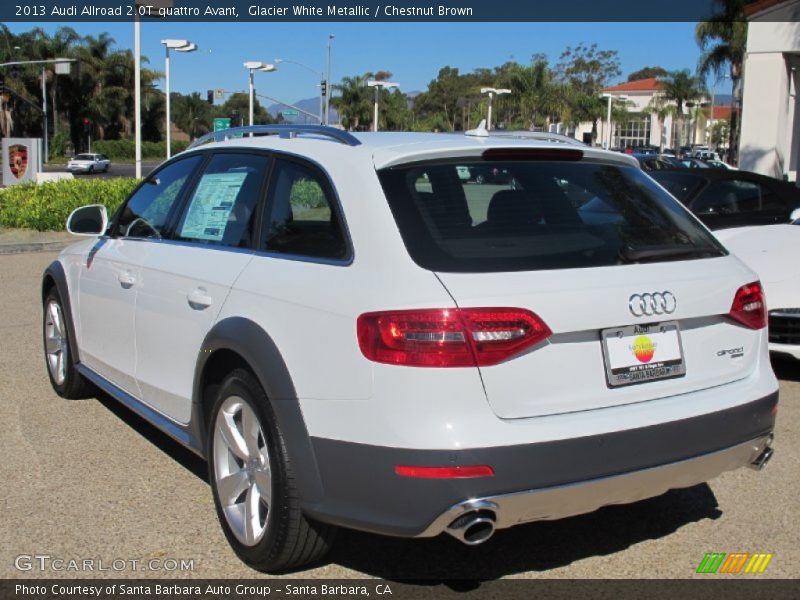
[[0, 250, 798, 581]]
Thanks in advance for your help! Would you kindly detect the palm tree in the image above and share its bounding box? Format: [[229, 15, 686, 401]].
[[499, 60, 568, 130], [696, 0, 747, 162], [657, 70, 705, 153], [331, 75, 372, 131]]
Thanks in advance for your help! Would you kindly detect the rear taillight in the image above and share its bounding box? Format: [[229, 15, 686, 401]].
[[357, 308, 551, 367], [729, 281, 766, 329]]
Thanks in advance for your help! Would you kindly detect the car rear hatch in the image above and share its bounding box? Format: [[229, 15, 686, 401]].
[[376, 148, 766, 418]]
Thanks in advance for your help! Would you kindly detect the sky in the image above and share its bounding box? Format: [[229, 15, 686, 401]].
[[6, 21, 734, 105]]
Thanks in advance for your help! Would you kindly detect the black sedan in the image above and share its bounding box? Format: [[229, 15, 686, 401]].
[[649, 168, 800, 230]]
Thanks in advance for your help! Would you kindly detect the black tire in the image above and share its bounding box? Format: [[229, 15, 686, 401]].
[[88, 166, 94, 174], [42, 288, 92, 399], [207, 368, 336, 572]]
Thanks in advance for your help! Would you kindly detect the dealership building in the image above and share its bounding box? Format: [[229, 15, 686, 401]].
[[739, 0, 800, 183]]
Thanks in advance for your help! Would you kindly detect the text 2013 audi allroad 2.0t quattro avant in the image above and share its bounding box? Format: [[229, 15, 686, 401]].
[[43, 125, 777, 572]]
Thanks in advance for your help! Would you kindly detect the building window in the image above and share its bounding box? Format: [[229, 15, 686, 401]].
[[615, 113, 651, 149]]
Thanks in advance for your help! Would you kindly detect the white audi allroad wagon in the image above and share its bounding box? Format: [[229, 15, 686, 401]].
[[42, 126, 778, 572]]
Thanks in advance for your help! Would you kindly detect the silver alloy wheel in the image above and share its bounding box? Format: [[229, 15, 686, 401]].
[[45, 300, 68, 385], [213, 395, 272, 546]]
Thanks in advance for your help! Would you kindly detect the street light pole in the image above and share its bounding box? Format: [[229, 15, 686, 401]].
[[480, 87, 511, 131], [367, 80, 399, 132], [601, 93, 627, 150], [244, 62, 277, 128], [162, 39, 197, 159], [325, 34, 334, 126]]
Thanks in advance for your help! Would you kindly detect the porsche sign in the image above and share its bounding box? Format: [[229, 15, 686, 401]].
[[2, 138, 40, 185]]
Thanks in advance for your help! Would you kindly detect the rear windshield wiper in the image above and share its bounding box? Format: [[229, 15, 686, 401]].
[[619, 243, 718, 263]]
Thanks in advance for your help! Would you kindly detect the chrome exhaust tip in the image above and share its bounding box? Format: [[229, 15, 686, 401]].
[[749, 446, 774, 471], [446, 511, 497, 546]]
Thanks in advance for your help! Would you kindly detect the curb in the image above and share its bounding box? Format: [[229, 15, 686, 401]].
[[0, 241, 70, 255]]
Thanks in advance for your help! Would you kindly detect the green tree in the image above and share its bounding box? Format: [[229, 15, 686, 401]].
[[627, 66, 668, 82], [555, 43, 622, 97], [171, 92, 213, 139], [696, 0, 747, 161], [331, 74, 373, 131]]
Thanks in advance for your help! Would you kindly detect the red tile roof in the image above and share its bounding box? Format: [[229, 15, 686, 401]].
[[744, 0, 790, 18], [712, 105, 733, 120], [602, 78, 664, 93]]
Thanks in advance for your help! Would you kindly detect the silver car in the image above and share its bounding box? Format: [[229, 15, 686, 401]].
[[66, 153, 111, 174]]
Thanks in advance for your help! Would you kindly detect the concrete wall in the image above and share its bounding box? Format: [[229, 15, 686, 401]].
[[739, 18, 800, 182]]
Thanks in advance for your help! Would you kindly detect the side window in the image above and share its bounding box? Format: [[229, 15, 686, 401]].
[[116, 156, 202, 238], [175, 153, 269, 248], [693, 179, 781, 216], [261, 159, 348, 260]]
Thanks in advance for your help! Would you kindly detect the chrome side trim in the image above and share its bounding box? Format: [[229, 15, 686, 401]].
[[77, 365, 204, 457], [417, 435, 773, 538]]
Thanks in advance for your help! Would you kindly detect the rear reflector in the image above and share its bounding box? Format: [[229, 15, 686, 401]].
[[357, 308, 552, 367], [729, 281, 767, 330], [395, 465, 495, 479]]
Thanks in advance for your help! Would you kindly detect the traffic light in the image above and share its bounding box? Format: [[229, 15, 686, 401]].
[[207, 89, 214, 105], [83, 118, 91, 134], [320, 80, 327, 98]]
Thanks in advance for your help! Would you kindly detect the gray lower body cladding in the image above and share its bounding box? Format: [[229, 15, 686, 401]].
[[303, 392, 777, 538]]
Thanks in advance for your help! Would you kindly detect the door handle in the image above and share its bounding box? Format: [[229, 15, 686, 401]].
[[187, 288, 213, 310], [118, 272, 136, 289]]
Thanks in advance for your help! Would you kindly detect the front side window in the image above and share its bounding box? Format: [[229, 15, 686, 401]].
[[378, 159, 726, 273], [115, 155, 202, 239], [175, 153, 269, 248], [260, 159, 348, 260]]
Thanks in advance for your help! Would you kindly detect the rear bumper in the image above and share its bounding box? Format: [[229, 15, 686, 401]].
[[304, 392, 777, 538]]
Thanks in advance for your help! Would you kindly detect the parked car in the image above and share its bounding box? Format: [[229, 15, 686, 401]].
[[470, 165, 516, 185], [648, 168, 800, 230], [704, 159, 738, 170], [43, 125, 778, 572], [633, 154, 686, 171], [713, 224, 800, 361], [66, 153, 111, 174], [680, 158, 711, 169]]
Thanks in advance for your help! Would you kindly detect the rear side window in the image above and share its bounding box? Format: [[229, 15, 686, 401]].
[[650, 171, 704, 204], [260, 159, 348, 260], [378, 159, 725, 273], [115, 155, 202, 238], [175, 153, 268, 247], [693, 179, 783, 215]]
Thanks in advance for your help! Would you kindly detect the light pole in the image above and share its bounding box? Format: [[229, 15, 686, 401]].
[[367, 80, 399, 132], [601, 93, 627, 150], [275, 58, 324, 123], [244, 61, 277, 127], [325, 34, 334, 126], [161, 39, 196, 159], [480, 87, 511, 131]]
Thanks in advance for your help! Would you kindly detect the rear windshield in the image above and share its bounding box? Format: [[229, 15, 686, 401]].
[[378, 159, 726, 273]]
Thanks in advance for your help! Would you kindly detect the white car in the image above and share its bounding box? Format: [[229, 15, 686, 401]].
[[66, 153, 111, 174], [715, 224, 800, 360], [43, 125, 778, 572]]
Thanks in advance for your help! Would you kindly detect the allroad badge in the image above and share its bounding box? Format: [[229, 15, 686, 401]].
[[629, 292, 677, 317]]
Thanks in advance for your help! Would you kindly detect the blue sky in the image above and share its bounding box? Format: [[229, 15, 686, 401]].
[[7, 21, 732, 103]]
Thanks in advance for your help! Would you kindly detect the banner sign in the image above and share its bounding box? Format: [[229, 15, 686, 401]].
[[0, 0, 769, 23]]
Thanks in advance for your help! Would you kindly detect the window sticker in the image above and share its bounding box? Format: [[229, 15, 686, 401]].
[[180, 172, 248, 241]]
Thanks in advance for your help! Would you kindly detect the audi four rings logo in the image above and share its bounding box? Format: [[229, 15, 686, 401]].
[[629, 292, 677, 317]]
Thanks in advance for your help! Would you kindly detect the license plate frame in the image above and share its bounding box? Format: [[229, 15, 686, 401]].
[[601, 321, 686, 388]]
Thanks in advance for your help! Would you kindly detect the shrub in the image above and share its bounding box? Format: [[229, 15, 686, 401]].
[[93, 139, 190, 160], [0, 178, 139, 231]]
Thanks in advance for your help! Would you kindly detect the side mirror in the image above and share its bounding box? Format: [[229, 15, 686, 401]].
[[66, 204, 108, 236], [789, 207, 800, 224]]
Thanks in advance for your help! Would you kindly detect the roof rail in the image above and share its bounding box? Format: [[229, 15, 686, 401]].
[[187, 125, 361, 150], [488, 130, 587, 147]]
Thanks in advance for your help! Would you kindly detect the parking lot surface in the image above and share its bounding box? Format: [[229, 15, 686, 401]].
[[1, 250, 798, 580]]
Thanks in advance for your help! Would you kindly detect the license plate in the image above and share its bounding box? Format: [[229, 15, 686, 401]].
[[601, 321, 686, 387]]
